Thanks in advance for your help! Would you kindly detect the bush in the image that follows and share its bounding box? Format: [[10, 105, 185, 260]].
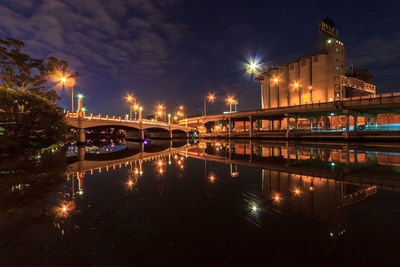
[[0, 88, 67, 148]]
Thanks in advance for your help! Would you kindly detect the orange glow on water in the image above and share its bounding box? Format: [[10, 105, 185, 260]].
[[209, 174, 216, 183]]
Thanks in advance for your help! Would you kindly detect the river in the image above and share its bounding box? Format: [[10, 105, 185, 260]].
[[1, 139, 400, 266]]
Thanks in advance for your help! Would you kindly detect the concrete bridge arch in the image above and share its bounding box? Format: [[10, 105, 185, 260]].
[[65, 115, 194, 143]]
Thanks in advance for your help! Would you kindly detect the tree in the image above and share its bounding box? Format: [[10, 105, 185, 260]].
[[0, 88, 68, 148], [0, 38, 78, 102], [0, 37, 76, 149]]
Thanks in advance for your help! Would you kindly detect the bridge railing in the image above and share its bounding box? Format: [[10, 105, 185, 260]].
[[64, 112, 194, 129]]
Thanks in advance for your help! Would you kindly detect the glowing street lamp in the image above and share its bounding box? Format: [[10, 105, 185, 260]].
[[226, 96, 238, 113], [126, 94, 137, 120], [139, 106, 143, 121], [59, 75, 76, 112], [246, 58, 261, 74], [203, 93, 216, 116], [156, 104, 166, 122]]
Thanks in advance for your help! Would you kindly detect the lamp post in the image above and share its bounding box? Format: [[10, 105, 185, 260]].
[[60, 76, 75, 113], [157, 104, 166, 122], [226, 97, 238, 113], [139, 106, 143, 121], [204, 93, 215, 116], [126, 95, 137, 120]]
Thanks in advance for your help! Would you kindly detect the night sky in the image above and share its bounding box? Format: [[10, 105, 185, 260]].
[[1, 0, 399, 116]]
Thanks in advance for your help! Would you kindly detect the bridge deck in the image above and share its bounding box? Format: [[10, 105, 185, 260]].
[[185, 92, 400, 124]]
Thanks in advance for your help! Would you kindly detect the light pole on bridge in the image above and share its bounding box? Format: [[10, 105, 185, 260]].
[[203, 93, 215, 116]]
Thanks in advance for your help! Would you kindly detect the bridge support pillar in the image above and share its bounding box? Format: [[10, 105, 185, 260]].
[[345, 112, 350, 141], [78, 128, 86, 144], [354, 115, 358, 131], [126, 129, 144, 141], [374, 115, 378, 129], [228, 117, 231, 139], [249, 116, 253, 139], [286, 115, 290, 139], [78, 144, 85, 161], [367, 117, 371, 128]]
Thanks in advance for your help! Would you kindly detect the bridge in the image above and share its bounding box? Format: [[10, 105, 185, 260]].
[[66, 141, 190, 191], [183, 92, 400, 140], [65, 112, 195, 143]]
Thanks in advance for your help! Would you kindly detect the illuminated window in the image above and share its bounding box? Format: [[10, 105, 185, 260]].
[[336, 48, 339, 53]]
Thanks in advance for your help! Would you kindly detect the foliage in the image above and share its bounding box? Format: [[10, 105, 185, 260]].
[[0, 87, 68, 148], [0, 38, 78, 102], [0, 37, 78, 149]]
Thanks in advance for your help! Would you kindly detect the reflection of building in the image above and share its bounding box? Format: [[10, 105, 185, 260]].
[[261, 169, 377, 236], [256, 18, 376, 109]]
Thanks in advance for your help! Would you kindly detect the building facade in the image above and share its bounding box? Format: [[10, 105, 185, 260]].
[[256, 18, 376, 109]]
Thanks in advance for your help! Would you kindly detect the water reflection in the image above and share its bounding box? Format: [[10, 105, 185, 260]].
[[2, 138, 400, 265]]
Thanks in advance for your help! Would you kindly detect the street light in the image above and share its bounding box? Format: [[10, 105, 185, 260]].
[[59, 75, 76, 113], [203, 93, 215, 116], [126, 94, 137, 120], [139, 106, 143, 121], [157, 104, 166, 122], [246, 58, 261, 74], [226, 96, 238, 113]]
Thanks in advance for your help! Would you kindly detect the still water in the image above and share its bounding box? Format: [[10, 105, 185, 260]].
[[1, 139, 400, 266]]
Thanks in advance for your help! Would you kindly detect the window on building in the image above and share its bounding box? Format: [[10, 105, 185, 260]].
[[336, 58, 339, 62], [312, 56, 318, 63], [336, 48, 339, 53], [341, 50, 343, 54], [336, 66, 339, 71]]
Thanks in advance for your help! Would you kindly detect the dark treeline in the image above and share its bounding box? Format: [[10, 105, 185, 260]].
[[0, 38, 77, 151]]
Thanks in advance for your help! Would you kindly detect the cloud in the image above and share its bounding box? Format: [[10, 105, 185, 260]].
[[0, 0, 187, 90], [347, 35, 400, 92]]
